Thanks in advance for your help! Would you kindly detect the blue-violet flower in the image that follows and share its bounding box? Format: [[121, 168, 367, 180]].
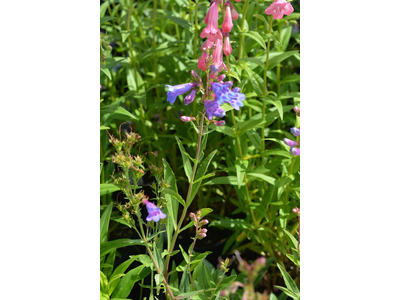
[[144, 199, 166, 222], [290, 127, 300, 136], [283, 138, 298, 147], [290, 147, 300, 156], [204, 100, 226, 120], [166, 83, 195, 104]]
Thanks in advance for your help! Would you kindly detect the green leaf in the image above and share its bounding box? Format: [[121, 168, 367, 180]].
[[275, 285, 300, 300], [112, 265, 149, 298], [283, 229, 299, 249], [109, 256, 140, 295], [261, 97, 283, 120], [100, 125, 110, 130], [193, 173, 215, 184], [161, 249, 180, 258], [247, 173, 277, 185], [281, 74, 300, 84], [203, 176, 238, 186], [268, 51, 299, 70], [164, 13, 193, 31], [100, 16, 116, 25], [286, 254, 300, 268], [163, 189, 185, 207], [177, 290, 207, 299], [238, 119, 266, 136], [240, 31, 266, 49], [163, 159, 179, 250], [215, 125, 236, 137], [100, 239, 145, 257], [100, 64, 112, 80], [210, 219, 252, 230], [277, 264, 300, 295], [100, 184, 120, 197], [253, 14, 269, 32], [100, 203, 113, 243], [175, 136, 193, 182], [189, 150, 218, 204]]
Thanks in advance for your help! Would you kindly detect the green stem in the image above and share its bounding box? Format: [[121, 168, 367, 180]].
[[153, 0, 159, 98], [193, 0, 199, 58], [238, 0, 250, 60], [164, 110, 206, 280], [261, 16, 274, 160], [187, 224, 198, 287], [136, 213, 175, 300]]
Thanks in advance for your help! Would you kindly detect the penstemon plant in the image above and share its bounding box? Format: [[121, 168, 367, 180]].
[[100, 0, 300, 299]]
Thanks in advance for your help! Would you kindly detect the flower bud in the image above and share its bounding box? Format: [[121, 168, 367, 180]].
[[292, 207, 300, 214], [283, 138, 298, 147], [180, 116, 195, 122], [201, 228, 208, 233], [201, 219, 209, 225], [189, 212, 195, 218], [223, 36, 232, 56], [290, 127, 300, 136], [214, 120, 226, 126], [290, 147, 300, 156], [191, 70, 202, 82], [293, 106, 300, 116], [216, 74, 226, 82], [198, 233, 207, 239]]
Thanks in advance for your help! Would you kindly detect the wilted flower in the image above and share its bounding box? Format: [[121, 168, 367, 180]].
[[166, 83, 195, 104], [290, 147, 300, 156], [283, 138, 298, 147], [143, 199, 167, 222], [212, 38, 226, 72], [290, 127, 300, 136], [265, 0, 294, 20]]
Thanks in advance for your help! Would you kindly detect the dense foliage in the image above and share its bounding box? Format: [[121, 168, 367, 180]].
[[100, 0, 300, 299]]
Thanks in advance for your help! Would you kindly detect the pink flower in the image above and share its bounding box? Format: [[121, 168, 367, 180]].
[[200, 2, 222, 42], [216, 74, 226, 82], [265, 0, 294, 19], [223, 36, 232, 56], [215, 120, 226, 126], [198, 52, 208, 71], [213, 38, 223, 69], [222, 5, 233, 33], [201, 39, 214, 51], [231, 7, 239, 20], [235, 0, 241, 2]]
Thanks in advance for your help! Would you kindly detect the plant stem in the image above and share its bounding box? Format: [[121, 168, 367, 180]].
[[238, 0, 250, 60], [187, 224, 198, 287], [261, 16, 274, 160], [210, 269, 228, 300], [164, 110, 206, 280], [136, 213, 176, 300], [153, 0, 159, 98], [193, 0, 199, 58]]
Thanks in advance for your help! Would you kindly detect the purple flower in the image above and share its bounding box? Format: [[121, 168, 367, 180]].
[[290, 147, 300, 156], [204, 100, 226, 120], [166, 83, 195, 104], [290, 127, 300, 136], [283, 138, 298, 147], [211, 82, 245, 111], [184, 89, 197, 105], [144, 200, 166, 222]]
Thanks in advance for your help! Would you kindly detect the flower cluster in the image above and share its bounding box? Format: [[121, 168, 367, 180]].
[[189, 210, 209, 240], [165, 0, 246, 123], [265, 0, 294, 20]]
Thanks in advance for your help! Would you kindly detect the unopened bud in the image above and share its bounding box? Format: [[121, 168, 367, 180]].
[[123, 213, 130, 221], [214, 120, 225, 126], [292, 207, 300, 214], [216, 74, 226, 82], [283, 138, 298, 147], [191, 70, 202, 82], [180, 116, 195, 122], [198, 233, 207, 239], [202, 219, 209, 225], [290, 127, 300, 136], [293, 106, 300, 116], [201, 228, 208, 233], [290, 147, 300, 156], [189, 212, 195, 218]]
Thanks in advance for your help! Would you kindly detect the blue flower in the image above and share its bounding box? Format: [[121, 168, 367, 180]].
[[145, 201, 167, 222], [204, 100, 226, 120], [211, 82, 245, 111], [184, 89, 197, 105], [165, 83, 195, 104], [290, 147, 300, 156]]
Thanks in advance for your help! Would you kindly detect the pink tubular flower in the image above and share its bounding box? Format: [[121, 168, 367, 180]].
[[198, 52, 208, 71], [216, 74, 226, 82], [223, 36, 232, 56], [265, 0, 294, 20], [200, 2, 222, 42], [235, 0, 241, 2], [231, 7, 239, 20], [213, 38, 223, 69], [222, 5, 233, 33]]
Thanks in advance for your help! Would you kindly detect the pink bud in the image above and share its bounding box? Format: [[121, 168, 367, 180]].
[[293, 106, 300, 116], [223, 36, 232, 56], [203, 219, 209, 225], [235, 0, 241, 2], [201, 228, 208, 233], [199, 233, 207, 238], [180, 116, 193, 122], [212, 38, 223, 70], [191, 70, 202, 82], [292, 207, 300, 214], [222, 6, 233, 33], [189, 212, 195, 218], [198, 52, 208, 71], [100, 84, 102, 89], [214, 120, 226, 126], [231, 7, 239, 20], [216, 74, 226, 82]]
